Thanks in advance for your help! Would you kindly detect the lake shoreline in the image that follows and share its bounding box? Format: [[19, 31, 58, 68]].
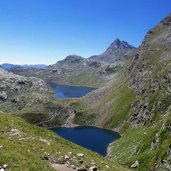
[[50, 124, 121, 157]]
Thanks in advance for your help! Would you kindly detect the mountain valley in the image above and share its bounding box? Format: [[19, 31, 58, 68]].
[[1, 12, 171, 171]]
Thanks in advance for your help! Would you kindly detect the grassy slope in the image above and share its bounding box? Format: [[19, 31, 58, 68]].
[[107, 113, 171, 171], [106, 14, 171, 170], [72, 72, 136, 132], [0, 113, 130, 171]]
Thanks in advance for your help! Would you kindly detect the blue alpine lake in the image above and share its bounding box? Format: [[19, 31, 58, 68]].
[[50, 126, 121, 156], [48, 82, 95, 98]]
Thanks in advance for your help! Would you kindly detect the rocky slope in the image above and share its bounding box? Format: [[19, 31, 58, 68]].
[[71, 13, 171, 170], [0, 67, 71, 127], [0, 67, 52, 112], [8, 39, 137, 87]]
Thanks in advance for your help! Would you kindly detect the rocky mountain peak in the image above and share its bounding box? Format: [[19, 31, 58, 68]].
[[106, 38, 136, 51], [89, 38, 137, 63], [58, 55, 85, 64]]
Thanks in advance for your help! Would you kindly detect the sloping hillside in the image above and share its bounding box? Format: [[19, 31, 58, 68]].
[[0, 113, 130, 171]]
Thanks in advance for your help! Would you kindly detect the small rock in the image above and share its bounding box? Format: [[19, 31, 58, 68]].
[[71, 165, 76, 169], [131, 160, 139, 168], [3, 164, 8, 168], [105, 165, 110, 168], [65, 155, 70, 159], [77, 153, 84, 157], [89, 166, 97, 171]]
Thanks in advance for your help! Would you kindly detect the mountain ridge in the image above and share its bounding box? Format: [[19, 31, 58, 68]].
[[6, 39, 137, 87], [1, 63, 47, 69]]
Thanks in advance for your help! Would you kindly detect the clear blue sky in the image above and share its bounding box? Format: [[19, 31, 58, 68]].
[[0, 0, 170, 64]]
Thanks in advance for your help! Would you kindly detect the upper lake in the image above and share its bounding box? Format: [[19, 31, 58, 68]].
[[48, 82, 95, 98], [51, 126, 121, 156]]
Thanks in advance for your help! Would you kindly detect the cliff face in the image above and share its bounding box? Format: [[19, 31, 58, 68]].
[[128, 13, 171, 127]]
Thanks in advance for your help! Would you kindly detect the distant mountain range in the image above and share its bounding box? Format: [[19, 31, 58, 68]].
[[1, 63, 47, 69], [4, 38, 137, 87]]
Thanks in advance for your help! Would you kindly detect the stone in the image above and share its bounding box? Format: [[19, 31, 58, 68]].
[[3, 164, 8, 168], [131, 160, 139, 168], [71, 165, 76, 169], [89, 166, 98, 171], [77, 153, 84, 157], [105, 165, 110, 168], [64, 155, 70, 159]]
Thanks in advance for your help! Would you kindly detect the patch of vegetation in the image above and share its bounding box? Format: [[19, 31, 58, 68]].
[[103, 85, 136, 129]]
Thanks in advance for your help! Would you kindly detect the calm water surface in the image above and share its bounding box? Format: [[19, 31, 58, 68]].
[[51, 126, 120, 156], [48, 82, 95, 98]]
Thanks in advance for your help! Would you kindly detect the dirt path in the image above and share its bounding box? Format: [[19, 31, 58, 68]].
[[51, 164, 75, 171]]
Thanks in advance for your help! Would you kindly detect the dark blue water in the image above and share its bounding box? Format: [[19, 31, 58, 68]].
[[48, 82, 95, 98], [51, 126, 121, 156]]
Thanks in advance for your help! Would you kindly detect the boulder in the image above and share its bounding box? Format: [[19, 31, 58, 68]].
[[131, 160, 139, 168]]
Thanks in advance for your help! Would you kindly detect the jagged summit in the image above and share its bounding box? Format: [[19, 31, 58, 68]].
[[89, 38, 137, 63], [106, 38, 136, 51]]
